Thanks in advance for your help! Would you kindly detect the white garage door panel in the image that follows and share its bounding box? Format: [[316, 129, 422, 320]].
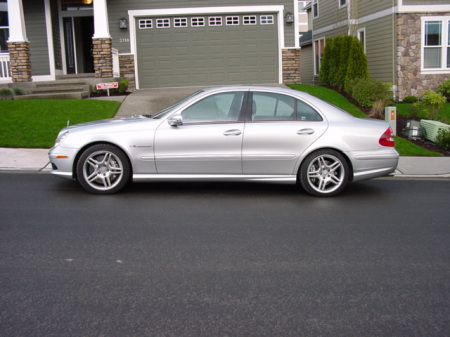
[[136, 14, 279, 88]]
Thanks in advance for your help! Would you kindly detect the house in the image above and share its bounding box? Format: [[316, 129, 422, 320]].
[[0, 0, 302, 91], [300, 0, 450, 100]]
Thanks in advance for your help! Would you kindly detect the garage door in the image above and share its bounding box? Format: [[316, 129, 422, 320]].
[[136, 13, 279, 88]]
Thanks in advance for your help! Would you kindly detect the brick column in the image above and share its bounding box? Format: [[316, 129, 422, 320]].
[[119, 54, 136, 89], [93, 38, 113, 78], [282, 48, 301, 84], [7, 41, 32, 82]]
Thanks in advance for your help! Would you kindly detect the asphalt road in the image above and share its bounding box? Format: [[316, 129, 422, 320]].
[[1, 173, 449, 337]]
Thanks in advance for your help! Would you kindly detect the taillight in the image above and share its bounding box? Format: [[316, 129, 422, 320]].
[[379, 127, 395, 147]]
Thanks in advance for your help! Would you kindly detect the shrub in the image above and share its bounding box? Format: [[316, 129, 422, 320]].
[[118, 79, 129, 93], [422, 90, 446, 120], [437, 78, 450, 102], [350, 78, 392, 108], [344, 37, 369, 89], [435, 128, 450, 151], [369, 99, 385, 119], [407, 102, 426, 119], [403, 95, 418, 103], [0, 87, 14, 100]]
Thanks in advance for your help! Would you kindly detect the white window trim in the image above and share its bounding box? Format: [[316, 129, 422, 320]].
[[128, 6, 285, 89], [312, 0, 319, 20], [421, 16, 450, 74], [357, 27, 366, 53], [338, 0, 348, 9], [156, 18, 170, 29], [209, 16, 222, 26], [174, 17, 188, 28], [191, 17, 205, 27], [313, 37, 325, 76], [260, 15, 274, 25]]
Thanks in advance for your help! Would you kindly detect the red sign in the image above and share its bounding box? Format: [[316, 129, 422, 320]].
[[96, 82, 118, 90]]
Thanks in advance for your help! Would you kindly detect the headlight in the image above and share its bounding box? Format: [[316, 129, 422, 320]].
[[54, 131, 69, 147]]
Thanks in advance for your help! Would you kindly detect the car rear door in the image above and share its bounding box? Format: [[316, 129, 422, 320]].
[[242, 91, 328, 175]]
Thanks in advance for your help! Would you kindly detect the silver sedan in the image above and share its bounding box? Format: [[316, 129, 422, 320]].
[[48, 86, 399, 197]]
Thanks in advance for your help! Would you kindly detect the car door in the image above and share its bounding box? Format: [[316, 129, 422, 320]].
[[242, 91, 328, 175], [154, 91, 246, 174]]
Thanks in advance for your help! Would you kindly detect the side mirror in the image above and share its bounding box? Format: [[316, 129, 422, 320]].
[[168, 114, 183, 126]]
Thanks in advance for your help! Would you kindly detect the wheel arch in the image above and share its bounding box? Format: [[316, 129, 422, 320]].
[[72, 141, 133, 181], [296, 147, 354, 182]]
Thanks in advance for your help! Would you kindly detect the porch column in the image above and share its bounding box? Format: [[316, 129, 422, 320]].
[[92, 0, 113, 78], [7, 0, 32, 82]]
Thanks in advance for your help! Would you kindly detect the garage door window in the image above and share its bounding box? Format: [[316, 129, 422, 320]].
[[156, 19, 170, 28], [226, 16, 239, 25], [139, 19, 152, 29], [174, 18, 188, 28], [261, 15, 274, 25], [191, 17, 205, 27], [181, 92, 245, 124], [244, 16, 257, 25], [209, 17, 222, 26]]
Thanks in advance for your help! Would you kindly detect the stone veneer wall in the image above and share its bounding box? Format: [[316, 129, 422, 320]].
[[282, 48, 301, 84], [397, 13, 450, 101], [119, 54, 135, 89], [7, 41, 32, 82], [92, 38, 113, 78]]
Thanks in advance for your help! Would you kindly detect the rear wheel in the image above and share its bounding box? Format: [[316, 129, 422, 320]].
[[76, 144, 130, 194], [299, 150, 349, 197]]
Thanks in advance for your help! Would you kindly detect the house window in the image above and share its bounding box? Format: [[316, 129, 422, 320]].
[[191, 17, 205, 27], [139, 19, 153, 29], [209, 17, 222, 26], [313, 0, 319, 19], [357, 27, 366, 53], [339, 0, 347, 8], [0, 0, 8, 52], [226, 16, 239, 26], [243, 16, 257, 25], [422, 17, 450, 72], [174, 18, 188, 28], [314, 37, 325, 75], [260, 15, 274, 25], [156, 18, 170, 29]]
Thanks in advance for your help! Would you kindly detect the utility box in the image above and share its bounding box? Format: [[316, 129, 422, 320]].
[[404, 120, 422, 139], [385, 106, 397, 135], [420, 119, 450, 143]]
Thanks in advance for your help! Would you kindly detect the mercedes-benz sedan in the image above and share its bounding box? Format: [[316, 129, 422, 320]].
[[48, 86, 399, 197]]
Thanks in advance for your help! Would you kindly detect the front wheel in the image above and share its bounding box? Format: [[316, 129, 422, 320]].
[[299, 150, 349, 197], [76, 144, 130, 194]]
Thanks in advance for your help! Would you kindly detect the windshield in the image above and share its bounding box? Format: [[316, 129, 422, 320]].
[[152, 91, 204, 119]]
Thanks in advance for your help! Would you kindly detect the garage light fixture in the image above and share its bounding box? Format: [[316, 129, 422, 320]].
[[81, 0, 93, 4], [285, 12, 294, 24], [119, 17, 128, 29]]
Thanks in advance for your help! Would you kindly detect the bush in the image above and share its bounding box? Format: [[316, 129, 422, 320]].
[[435, 128, 450, 151], [118, 79, 129, 93], [437, 79, 450, 102], [350, 78, 392, 108], [0, 87, 14, 100], [403, 95, 418, 103], [422, 90, 446, 120], [407, 102, 426, 119]]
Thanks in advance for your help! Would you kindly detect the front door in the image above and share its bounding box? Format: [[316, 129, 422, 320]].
[[63, 16, 94, 74], [154, 91, 246, 174]]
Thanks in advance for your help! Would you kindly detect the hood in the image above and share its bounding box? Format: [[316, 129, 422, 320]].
[[63, 115, 159, 134]]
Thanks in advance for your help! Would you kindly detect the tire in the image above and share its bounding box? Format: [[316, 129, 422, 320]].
[[76, 144, 130, 194], [299, 149, 349, 197]]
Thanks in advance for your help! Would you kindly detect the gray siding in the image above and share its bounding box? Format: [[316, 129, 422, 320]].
[[300, 44, 314, 85], [359, 15, 395, 84], [23, 0, 50, 76], [312, 0, 348, 34], [403, 0, 450, 4], [358, 0, 393, 18], [107, 0, 295, 53]]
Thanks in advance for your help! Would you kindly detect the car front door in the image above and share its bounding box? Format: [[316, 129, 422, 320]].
[[154, 91, 246, 174], [242, 91, 328, 175]]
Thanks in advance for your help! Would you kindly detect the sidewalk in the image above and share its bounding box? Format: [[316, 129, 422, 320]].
[[0, 147, 448, 178]]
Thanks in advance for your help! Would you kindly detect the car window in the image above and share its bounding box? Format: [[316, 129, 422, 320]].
[[181, 92, 244, 123], [251, 92, 323, 121], [297, 99, 323, 121], [252, 92, 295, 121]]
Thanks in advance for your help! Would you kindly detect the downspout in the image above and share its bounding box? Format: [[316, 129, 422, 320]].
[[393, 0, 397, 101]]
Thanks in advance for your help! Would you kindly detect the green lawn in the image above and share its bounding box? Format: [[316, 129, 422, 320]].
[[0, 100, 120, 148], [289, 84, 444, 157]]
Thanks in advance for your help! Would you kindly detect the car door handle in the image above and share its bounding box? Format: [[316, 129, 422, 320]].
[[297, 128, 314, 135], [223, 129, 242, 136]]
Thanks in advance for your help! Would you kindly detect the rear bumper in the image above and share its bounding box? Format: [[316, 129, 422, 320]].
[[350, 150, 399, 182]]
